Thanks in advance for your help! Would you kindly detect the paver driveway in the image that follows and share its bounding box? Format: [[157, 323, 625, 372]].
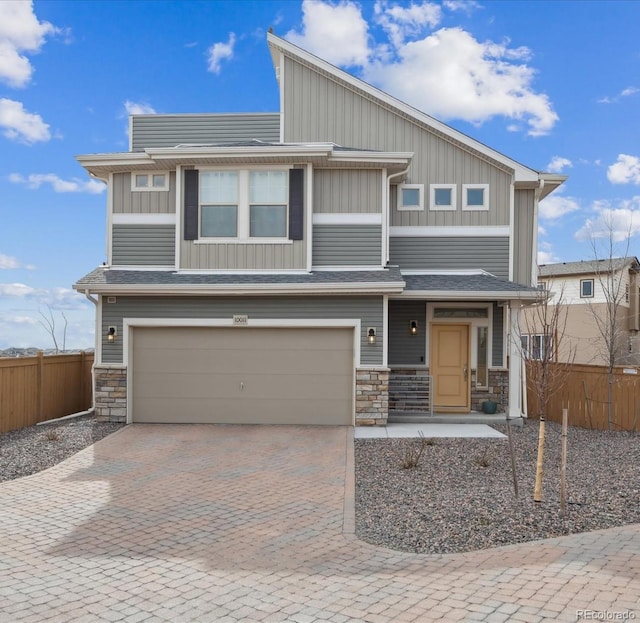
[[0, 425, 638, 623]]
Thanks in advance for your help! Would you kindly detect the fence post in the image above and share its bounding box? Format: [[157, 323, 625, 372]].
[[37, 351, 44, 422]]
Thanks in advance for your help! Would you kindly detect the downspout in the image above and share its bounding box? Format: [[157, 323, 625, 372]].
[[385, 166, 410, 265], [84, 290, 99, 415]]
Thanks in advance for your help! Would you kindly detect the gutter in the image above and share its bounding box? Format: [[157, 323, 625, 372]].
[[385, 165, 411, 265]]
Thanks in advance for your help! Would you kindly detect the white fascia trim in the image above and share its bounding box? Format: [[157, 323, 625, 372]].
[[401, 269, 490, 276], [311, 266, 386, 271], [279, 50, 285, 143], [112, 214, 177, 225], [390, 226, 510, 237], [399, 290, 540, 300], [267, 33, 539, 182], [76, 283, 406, 296], [327, 152, 413, 164], [147, 146, 333, 159], [76, 153, 150, 167], [106, 173, 113, 266], [107, 265, 176, 271], [312, 213, 383, 225]]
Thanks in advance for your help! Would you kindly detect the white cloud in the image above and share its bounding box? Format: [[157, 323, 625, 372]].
[[0, 283, 37, 297], [0, 0, 58, 88], [575, 197, 640, 242], [442, 0, 482, 13], [9, 172, 105, 194], [207, 32, 236, 74], [0, 98, 50, 143], [546, 156, 572, 173], [538, 193, 580, 220], [364, 27, 557, 136], [597, 86, 639, 104], [607, 154, 640, 185], [123, 100, 156, 116], [537, 249, 558, 265], [286, 0, 371, 66], [0, 253, 35, 270], [0, 282, 87, 309], [5, 315, 39, 326], [374, 1, 442, 48]]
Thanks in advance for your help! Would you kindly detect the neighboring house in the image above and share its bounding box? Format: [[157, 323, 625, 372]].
[[530, 258, 640, 366], [73, 33, 565, 426]]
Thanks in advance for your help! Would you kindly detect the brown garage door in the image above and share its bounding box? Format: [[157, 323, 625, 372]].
[[131, 326, 354, 425]]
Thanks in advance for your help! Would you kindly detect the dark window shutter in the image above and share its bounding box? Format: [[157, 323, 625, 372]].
[[183, 169, 199, 241], [288, 168, 304, 241]]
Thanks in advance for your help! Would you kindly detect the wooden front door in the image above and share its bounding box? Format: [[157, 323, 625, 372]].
[[431, 324, 470, 412]]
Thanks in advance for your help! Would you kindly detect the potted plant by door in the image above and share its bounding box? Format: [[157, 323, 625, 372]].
[[481, 400, 498, 414]]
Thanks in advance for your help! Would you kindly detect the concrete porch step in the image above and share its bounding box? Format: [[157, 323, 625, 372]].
[[388, 411, 524, 426]]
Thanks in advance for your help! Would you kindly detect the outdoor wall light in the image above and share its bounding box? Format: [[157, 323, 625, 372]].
[[107, 326, 117, 342], [367, 327, 376, 345], [410, 320, 418, 335]]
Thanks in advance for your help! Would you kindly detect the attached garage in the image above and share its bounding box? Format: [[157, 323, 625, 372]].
[[130, 325, 355, 425]]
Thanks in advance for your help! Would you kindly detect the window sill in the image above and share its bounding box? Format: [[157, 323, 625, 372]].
[[193, 238, 294, 245]]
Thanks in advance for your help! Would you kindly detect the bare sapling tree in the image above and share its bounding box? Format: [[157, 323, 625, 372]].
[[38, 305, 68, 353], [585, 214, 635, 431], [520, 284, 575, 503]]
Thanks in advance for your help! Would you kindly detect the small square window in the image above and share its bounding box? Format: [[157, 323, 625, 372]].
[[462, 184, 489, 211], [430, 184, 456, 211], [397, 184, 424, 211], [580, 279, 594, 298], [131, 171, 168, 191]]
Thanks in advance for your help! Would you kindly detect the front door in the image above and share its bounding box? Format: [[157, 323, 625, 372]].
[[431, 324, 470, 412]]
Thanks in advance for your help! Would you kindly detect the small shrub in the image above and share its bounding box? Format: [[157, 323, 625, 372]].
[[401, 432, 432, 469], [474, 446, 492, 468], [45, 429, 61, 442]]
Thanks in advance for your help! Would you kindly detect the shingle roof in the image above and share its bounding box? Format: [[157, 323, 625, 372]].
[[538, 257, 639, 277], [402, 272, 540, 298]]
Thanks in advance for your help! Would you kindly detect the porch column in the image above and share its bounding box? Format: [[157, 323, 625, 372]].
[[508, 300, 523, 419]]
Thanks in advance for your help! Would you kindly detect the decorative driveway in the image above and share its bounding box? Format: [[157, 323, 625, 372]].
[[0, 425, 638, 622]]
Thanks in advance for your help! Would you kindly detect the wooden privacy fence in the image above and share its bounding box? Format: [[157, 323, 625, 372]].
[[526, 362, 640, 432], [0, 352, 94, 434]]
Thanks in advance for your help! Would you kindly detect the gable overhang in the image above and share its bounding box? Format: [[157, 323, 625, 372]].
[[268, 32, 542, 184], [76, 144, 413, 178]]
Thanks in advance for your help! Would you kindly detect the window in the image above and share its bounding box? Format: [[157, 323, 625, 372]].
[[626, 283, 630, 303], [462, 184, 489, 211], [199, 169, 288, 240], [521, 334, 553, 361], [580, 279, 594, 298], [476, 326, 488, 387], [397, 184, 424, 211], [433, 307, 488, 318], [537, 281, 546, 290], [132, 172, 168, 191], [430, 184, 456, 211]]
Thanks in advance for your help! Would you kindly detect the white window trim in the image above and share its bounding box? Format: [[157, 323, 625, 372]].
[[429, 184, 457, 211], [198, 167, 290, 243], [462, 184, 489, 211], [580, 278, 594, 298], [397, 183, 424, 211], [131, 171, 169, 192]]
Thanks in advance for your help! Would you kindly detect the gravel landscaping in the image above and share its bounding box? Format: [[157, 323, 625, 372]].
[[356, 420, 640, 554], [2, 415, 638, 555], [0, 414, 123, 482]]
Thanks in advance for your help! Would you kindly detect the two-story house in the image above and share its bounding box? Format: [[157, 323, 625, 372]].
[[73, 33, 565, 426], [530, 258, 640, 366]]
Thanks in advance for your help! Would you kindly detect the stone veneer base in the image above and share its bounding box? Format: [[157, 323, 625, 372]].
[[94, 366, 127, 423], [355, 368, 389, 425]]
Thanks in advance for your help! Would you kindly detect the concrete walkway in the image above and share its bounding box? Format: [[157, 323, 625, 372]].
[[0, 425, 638, 622], [355, 423, 506, 438]]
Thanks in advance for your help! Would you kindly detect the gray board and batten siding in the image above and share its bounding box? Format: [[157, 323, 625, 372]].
[[130, 114, 281, 151], [101, 295, 384, 366], [389, 237, 510, 278], [112, 225, 175, 266], [313, 225, 382, 267], [112, 173, 176, 214], [313, 169, 382, 213], [282, 55, 513, 228], [512, 189, 536, 286]]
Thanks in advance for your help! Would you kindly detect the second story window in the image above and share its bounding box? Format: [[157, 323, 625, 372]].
[[397, 184, 424, 211], [462, 184, 489, 211], [580, 278, 594, 298], [430, 184, 456, 211], [199, 169, 289, 240], [132, 172, 168, 191]]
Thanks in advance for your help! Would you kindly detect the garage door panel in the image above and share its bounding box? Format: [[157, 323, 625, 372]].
[[132, 326, 354, 425]]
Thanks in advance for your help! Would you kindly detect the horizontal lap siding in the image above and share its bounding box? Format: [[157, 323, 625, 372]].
[[101, 295, 384, 366], [112, 225, 175, 266], [313, 170, 382, 213], [113, 173, 176, 214], [131, 114, 280, 151], [312, 226, 382, 266], [389, 237, 510, 278]]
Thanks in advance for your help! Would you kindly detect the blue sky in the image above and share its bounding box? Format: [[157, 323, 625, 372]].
[[1, 0, 639, 349]]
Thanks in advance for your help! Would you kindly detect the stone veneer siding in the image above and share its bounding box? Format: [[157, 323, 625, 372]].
[[471, 369, 509, 413], [355, 368, 389, 425], [94, 367, 127, 423]]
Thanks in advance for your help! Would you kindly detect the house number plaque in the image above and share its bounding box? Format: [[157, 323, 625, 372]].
[[233, 315, 249, 326]]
